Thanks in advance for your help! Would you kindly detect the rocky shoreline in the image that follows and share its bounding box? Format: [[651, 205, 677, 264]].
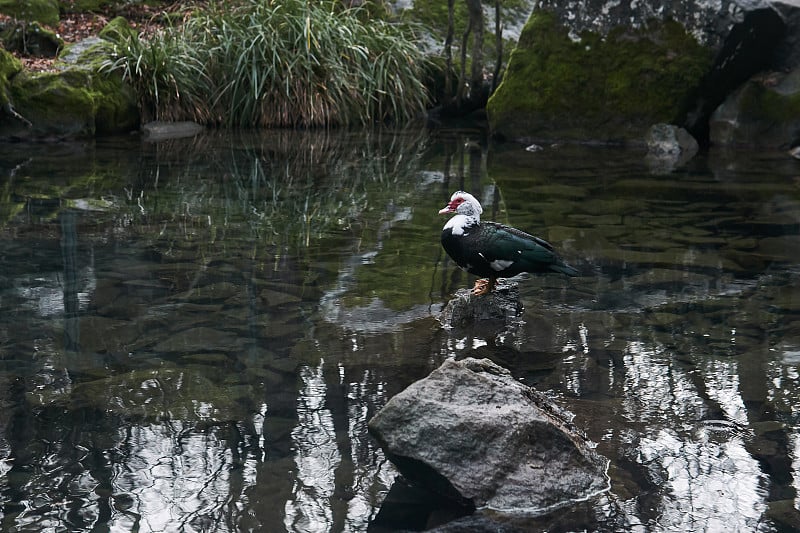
[[2, 1, 800, 153]]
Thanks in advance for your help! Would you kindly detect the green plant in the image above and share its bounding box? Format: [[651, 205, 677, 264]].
[[101, 0, 431, 128], [100, 18, 212, 123]]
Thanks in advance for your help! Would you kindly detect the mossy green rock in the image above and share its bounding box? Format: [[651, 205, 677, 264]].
[[2, 67, 138, 139], [487, 12, 713, 143], [8, 70, 100, 137], [0, 0, 59, 25], [0, 15, 139, 139], [0, 47, 22, 107], [98, 16, 137, 43], [2, 21, 63, 56], [710, 70, 800, 148]]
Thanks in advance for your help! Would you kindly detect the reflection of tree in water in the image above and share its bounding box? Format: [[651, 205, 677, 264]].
[[129, 129, 431, 254], [3, 134, 800, 531], [0, 129, 440, 532], [620, 343, 767, 530]]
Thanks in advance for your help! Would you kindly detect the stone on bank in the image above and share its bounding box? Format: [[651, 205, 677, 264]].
[[710, 70, 800, 148], [487, 11, 712, 144], [487, 0, 794, 147]]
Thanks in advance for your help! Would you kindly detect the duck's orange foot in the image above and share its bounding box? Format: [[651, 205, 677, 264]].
[[471, 278, 495, 296]]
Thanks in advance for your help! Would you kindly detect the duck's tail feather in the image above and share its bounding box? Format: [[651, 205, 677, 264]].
[[550, 262, 579, 277]]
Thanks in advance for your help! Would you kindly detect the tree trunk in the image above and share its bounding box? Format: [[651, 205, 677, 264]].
[[492, 0, 502, 92], [444, 0, 455, 98], [466, 0, 484, 104], [456, 15, 472, 106]]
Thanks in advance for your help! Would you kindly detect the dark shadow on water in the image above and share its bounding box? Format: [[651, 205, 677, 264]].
[[368, 478, 473, 532]]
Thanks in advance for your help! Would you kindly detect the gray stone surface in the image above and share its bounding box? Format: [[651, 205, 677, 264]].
[[368, 357, 610, 514], [439, 279, 523, 328], [646, 123, 700, 171], [142, 121, 204, 141], [709, 70, 800, 148], [531, 0, 772, 48]]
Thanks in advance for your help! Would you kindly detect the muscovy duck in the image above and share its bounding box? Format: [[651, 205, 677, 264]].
[[438, 191, 579, 295]]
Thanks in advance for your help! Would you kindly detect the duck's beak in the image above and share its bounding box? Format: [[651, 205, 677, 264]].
[[438, 202, 456, 214]]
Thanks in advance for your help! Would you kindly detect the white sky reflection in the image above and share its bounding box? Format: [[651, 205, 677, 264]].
[[285, 360, 340, 533], [624, 341, 768, 531], [111, 423, 232, 532]]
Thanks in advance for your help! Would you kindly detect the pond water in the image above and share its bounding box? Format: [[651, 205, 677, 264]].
[[0, 129, 799, 532]]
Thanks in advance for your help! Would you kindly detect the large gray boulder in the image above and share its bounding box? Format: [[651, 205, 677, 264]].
[[368, 357, 609, 514], [529, 0, 778, 49], [709, 71, 800, 148], [705, 2, 800, 148], [487, 0, 790, 146]]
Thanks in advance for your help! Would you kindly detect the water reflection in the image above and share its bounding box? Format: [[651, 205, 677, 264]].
[[0, 131, 799, 531], [622, 341, 767, 531], [286, 360, 339, 532]]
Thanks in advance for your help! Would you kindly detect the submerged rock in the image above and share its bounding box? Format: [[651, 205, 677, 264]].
[[645, 123, 700, 172], [646, 123, 699, 158], [439, 279, 523, 328], [368, 357, 610, 515]]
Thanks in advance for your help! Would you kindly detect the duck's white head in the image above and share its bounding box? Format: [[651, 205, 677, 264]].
[[438, 191, 482, 235], [438, 191, 482, 218]]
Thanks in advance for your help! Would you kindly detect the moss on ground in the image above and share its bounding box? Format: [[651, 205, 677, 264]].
[[487, 11, 714, 142], [0, 0, 59, 25]]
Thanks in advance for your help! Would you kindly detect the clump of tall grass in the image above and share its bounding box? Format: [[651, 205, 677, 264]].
[[101, 0, 431, 128], [100, 17, 213, 124]]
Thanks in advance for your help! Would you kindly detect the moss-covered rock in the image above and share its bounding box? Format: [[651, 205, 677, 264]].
[[98, 15, 137, 43], [487, 12, 713, 143], [0, 15, 139, 139], [710, 70, 800, 148], [0, 0, 59, 25], [0, 46, 22, 107], [92, 71, 139, 135], [7, 70, 102, 137], [1, 65, 138, 139], [58, 16, 133, 64], [1, 20, 63, 56]]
